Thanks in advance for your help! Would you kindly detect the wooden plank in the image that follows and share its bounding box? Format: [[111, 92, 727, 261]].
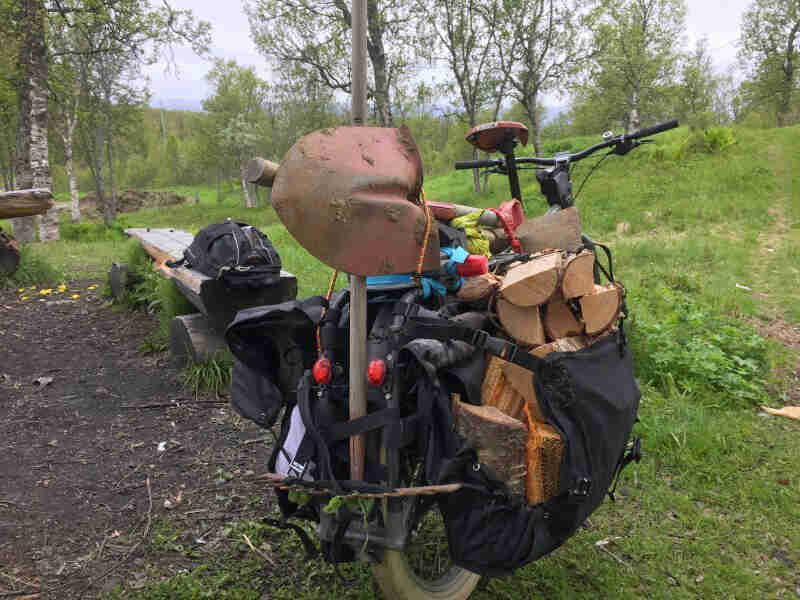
[[0, 188, 53, 218], [126, 228, 298, 331]]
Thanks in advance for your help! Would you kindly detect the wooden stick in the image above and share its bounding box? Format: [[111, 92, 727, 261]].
[[348, 275, 368, 481]]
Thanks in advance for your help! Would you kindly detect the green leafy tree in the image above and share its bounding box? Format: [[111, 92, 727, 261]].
[[739, 0, 800, 127], [572, 0, 685, 133], [678, 38, 721, 129]]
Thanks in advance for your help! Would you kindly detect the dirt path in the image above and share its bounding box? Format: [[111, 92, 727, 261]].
[[0, 282, 272, 598]]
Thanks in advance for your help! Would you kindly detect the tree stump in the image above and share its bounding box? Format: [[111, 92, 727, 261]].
[[0, 228, 20, 276], [169, 313, 229, 366]]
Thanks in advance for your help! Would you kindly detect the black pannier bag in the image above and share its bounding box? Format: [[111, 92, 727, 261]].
[[231, 359, 284, 428], [435, 332, 641, 577], [167, 220, 281, 289]]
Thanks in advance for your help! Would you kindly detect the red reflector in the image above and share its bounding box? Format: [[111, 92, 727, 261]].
[[367, 359, 386, 386], [313, 358, 332, 384], [456, 254, 488, 277]]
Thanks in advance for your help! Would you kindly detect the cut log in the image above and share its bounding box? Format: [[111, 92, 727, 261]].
[[456, 272, 501, 302], [481, 356, 527, 421], [498, 356, 543, 422], [579, 283, 623, 335], [453, 400, 528, 498], [516, 206, 583, 254], [0, 228, 20, 275], [561, 251, 595, 299], [532, 336, 587, 358], [496, 298, 545, 346], [523, 403, 564, 505], [0, 188, 54, 218], [543, 296, 584, 340], [108, 262, 135, 300], [169, 313, 229, 366], [500, 252, 562, 307], [247, 157, 280, 187], [126, 228, 298, 332]]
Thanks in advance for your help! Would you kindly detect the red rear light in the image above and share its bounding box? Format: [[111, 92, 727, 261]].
[[313, 358, 332, 384], [367, 359, 386, 386]]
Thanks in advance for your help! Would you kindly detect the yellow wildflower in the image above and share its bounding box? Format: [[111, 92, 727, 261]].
[[87, 285, 98, 290], [57, 284, 67, 293], [39, 289, 52, 295], [20, 296, 28, 301], [72, 294, 80, 299], [17, 288, 24, 293]]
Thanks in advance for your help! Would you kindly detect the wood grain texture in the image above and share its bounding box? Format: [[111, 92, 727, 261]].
[[500, 252, 562, 307], [561, 251, 595, 299], [169, 313, 228, 366], [516, 206, 583, 254], [579, 283, 622, 335], [496, 298, 545, 346], [0, 188, 53, 218], [454, 400, 528, 497], [523, 403, 564, 505], [543, 296, 584, 340]]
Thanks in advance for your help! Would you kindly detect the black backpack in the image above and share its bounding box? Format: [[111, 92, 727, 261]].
[[168, 221, 281, 289]]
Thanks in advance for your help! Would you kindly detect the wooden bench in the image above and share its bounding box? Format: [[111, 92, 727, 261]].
[[115, 227, 298, 365]]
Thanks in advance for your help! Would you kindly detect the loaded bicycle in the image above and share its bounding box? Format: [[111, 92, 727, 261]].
[[232, 118, 678, 599]]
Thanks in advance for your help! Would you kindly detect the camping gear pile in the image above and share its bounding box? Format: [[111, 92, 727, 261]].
[[225, 125, 641, 577]]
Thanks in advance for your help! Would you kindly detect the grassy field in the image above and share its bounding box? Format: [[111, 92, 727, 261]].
[[3, 125, 799, 599]]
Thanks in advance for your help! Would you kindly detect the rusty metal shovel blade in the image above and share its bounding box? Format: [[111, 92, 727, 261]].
[[271, 125, 440, 276]]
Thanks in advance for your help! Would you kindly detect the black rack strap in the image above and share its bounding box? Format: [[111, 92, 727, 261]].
[[406, 316, 544, 374]]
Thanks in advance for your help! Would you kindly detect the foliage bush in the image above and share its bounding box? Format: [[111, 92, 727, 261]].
[[628, 286, 769, 405], [0, 244, 63, 288], [60, 221, 126, 242]]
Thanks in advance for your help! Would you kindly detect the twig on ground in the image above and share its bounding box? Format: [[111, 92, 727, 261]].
[[119, 400, 226, 409], [76, 477, 153, 595], [242, 534, 275, 566], [0, 592, 40, 599], [242, 437, 269, 445]]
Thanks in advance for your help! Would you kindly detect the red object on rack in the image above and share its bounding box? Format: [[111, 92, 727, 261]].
[[312, 358, 332, 384], [367, 359, 386, 386], [456, 254, 489, 277]]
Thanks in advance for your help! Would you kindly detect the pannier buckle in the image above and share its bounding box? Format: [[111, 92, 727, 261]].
[[470, 329, 489, 349], [573, 477, 592, 498]]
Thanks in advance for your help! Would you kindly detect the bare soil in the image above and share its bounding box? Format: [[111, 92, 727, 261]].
[[0, 282, 271, 599]]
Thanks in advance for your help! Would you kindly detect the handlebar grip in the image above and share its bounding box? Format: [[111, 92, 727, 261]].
[[630, 119, 679, 139], [454, 159, 499, 170]]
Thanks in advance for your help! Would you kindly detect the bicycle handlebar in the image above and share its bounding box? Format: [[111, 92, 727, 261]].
[[629, 119, 679, 140], [454, 159, 502, 170], [463, 119, 680, 169]]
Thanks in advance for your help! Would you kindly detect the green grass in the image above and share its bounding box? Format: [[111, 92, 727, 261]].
[[4, 125, 799, 600]]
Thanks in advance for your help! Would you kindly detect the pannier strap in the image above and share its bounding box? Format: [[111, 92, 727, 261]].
[[321, 407, 401, 443], [406, 316, 544, 373]]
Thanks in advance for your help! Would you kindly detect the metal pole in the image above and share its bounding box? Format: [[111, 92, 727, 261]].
[[348, 0, 368, 482]]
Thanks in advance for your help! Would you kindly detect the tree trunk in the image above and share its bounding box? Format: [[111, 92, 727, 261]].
[[90, 121, 106, 221], [471, 147, 480, 193], [12, 0, 50, 244], [532, 93, 541, 157], [65, 132, 79, 222], [240, 164, 253, 208], [105, 138, 117, 225], [366, 0, 392, 127], [628, 88, 641, 132]]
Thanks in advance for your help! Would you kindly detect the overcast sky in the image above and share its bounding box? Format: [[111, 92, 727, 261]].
[[145, 0, 751, 111]]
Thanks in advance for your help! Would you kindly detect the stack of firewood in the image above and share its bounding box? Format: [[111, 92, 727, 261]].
[[453, 248, 625, 506]]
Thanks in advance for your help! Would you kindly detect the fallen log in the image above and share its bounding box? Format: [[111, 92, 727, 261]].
[[579, 283, 623, 335], [496, 298, 545, 346], [0, 228, 20, 275], [453, 400, 528, 498], [499, 252, 562, 307], [0, 188, 54, 218], [169, 313, 229, 366]]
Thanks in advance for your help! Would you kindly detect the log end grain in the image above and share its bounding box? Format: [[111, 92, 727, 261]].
[[496, 298, 546, 346], [561, 251, 595, 299], [579, 283, 623, 335], [500, 252, 562, 307], [543, 297, 584, 340], [169, 313, 229, 366]]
